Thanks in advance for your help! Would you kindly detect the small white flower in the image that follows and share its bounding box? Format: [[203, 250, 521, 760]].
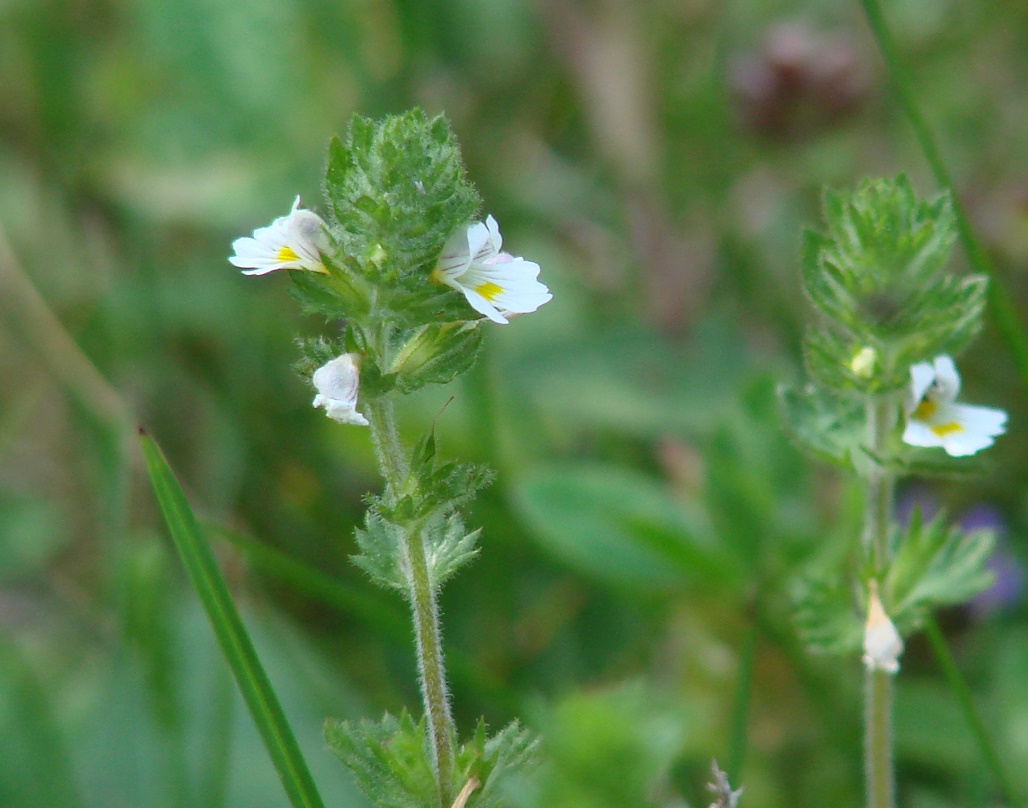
[[862, 581, 903, 675], [229, 196, 330, 276], [902, 355, 1007, 457], [312, 354, 370, 426], [432, 215, 552, 324]]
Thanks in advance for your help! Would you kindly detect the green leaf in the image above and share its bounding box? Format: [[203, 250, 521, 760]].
[[886, 509, 995, 630], [792, 575, 863, 656], [425, 512, 481, 590], [325, 712, 538, 808], [139, 430, 326, 808], [325, 711, 437, 808], [512, 463, 736, 595], [351, 507, 407, 592], [457, 719, 539, 808], [776, 383, 865, 471]]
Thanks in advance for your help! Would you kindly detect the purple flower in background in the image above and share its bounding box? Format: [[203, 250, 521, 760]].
[[961, 504, 1024, 616]]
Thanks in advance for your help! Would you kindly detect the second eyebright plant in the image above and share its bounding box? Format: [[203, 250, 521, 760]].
[[781, 175, 1006, 808], [230, 110, 546, 808]]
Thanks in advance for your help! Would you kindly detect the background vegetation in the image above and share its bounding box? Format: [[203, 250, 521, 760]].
[[2, 0, 1027, 805]]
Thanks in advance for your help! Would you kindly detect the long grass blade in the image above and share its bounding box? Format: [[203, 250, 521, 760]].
[[139, 429, 326, 808], [923, 617, 1022, 808]]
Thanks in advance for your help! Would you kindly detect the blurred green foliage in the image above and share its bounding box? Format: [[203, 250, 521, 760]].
[[3, 0, 1028, 805]]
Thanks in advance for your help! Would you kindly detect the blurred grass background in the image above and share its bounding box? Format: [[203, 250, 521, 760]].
[[2, 0, 1028, 805]]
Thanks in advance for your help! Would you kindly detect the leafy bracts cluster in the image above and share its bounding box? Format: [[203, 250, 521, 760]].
[[801, 175, 987, 394], [353, 430, 493, 593], [305, 111, 482, 325]]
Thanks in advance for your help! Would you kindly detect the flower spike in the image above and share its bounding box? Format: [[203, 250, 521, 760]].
[[230, 196, 330, 276], [902, 355, 1007, 457], [433, 215, 552, 324], [312, 354, 370, 426]]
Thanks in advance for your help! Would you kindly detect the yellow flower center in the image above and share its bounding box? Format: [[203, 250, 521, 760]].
[[276, 245, 300, 263], [930, 422, 964, 437], [912, 398, 937, 421], [475, 281, 504, 301]]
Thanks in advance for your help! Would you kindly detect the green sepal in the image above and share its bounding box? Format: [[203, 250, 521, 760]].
[[325, 712, 538, 808], [391, 321, 484, 394], [293, 335, 345, 380], [286, 253, 370, 322], [885, 507, 995, 632]]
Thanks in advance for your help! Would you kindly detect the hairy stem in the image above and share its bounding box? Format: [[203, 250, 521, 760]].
[[862, 399, 895, 573], [863, 396, 896, 808], [365, 398, 454, 807], [864, 668, 894, 808]]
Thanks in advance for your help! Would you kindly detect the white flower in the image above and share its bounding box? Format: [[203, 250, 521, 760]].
[[229, 196, 330, 276], [432, 215, 552, 324], [312, 355, 369, 426], [862, 581, 903, 675], [902, 355, 1007, 457]]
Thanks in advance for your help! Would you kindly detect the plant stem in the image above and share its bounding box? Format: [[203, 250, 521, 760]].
[[862, 399, 894, 573], [865, 668, 895, 808], [365, 398, 455, 808], [862, 396, 897, 808]]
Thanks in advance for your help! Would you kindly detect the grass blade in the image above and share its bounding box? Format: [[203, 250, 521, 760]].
[[923, 617, 1022, 808], [139, 429, 326, 808]]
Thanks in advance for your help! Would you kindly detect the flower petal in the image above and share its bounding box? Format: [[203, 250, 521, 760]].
[[312, 354, 369, 426], [229, 198, 329, 275], [930, 354, 961, 401], [908, 360, 937, 409]]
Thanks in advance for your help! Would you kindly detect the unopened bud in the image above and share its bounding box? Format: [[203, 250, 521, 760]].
[[850, 346, 877, 379], [862, 580, 903, 674]]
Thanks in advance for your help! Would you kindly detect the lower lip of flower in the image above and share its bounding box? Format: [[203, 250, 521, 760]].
[[930, 421, 964, 437], [475, 281, 503, 301], [276, 246, 300, 262]]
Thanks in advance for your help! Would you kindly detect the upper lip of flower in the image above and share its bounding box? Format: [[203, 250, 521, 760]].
[[312, 354, 369, 426]]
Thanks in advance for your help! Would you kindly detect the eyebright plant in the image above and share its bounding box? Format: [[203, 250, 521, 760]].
[[229, 109, 544, 808], [780, 175, 1006, 808]]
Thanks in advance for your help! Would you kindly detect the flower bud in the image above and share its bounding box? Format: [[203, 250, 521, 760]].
[[862, 580, 903, 674], [312, 354, 370, 426]]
